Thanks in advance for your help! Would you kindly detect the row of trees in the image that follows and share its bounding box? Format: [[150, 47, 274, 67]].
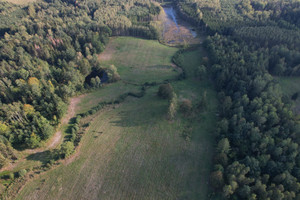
[[174, 0, 300, 199], [207, 34, 300, 200]]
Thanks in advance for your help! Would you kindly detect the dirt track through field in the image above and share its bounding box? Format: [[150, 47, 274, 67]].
[[0, 96, 83, 172]]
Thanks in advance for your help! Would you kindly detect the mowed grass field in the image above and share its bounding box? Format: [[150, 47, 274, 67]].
[[100, 37, 179, 84], [15, 37, 217, 200]]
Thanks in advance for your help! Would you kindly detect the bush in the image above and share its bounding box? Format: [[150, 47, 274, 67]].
[[195, 65, 206, 80], [179, 99, 193, 115], [0, 153, 6, 168], [9, 172, 14, 180], [167, 92, 178, 120], [158, 83, 174, 100], [18, 169, 27, 177], [71, 133, 76, 142], [197, 91, 207, 110], [60, 141, 75, 158], [107, 65, 120, 82], [71, 128, 76, 135], [75, 116, 81, 123], [210, 170, 224, 189]]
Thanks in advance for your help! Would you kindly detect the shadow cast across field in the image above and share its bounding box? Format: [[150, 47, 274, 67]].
[[110, 96, 168, 128], [26, 150, 54, 165]]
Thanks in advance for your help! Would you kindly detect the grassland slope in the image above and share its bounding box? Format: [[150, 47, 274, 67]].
[[14, 37, 217, 200]]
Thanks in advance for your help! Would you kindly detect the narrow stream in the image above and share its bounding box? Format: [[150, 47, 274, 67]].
[[164, 7, 180, 32]]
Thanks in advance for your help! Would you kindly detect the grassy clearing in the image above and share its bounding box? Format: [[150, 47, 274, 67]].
[[77, 82, 140, 113], [276, 76, 300, 97], [15, 37, 217, 200], [101, 37, 178, 84], [275, 76, 300, 115]]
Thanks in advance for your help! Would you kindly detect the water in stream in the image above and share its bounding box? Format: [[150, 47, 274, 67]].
[[162, 6, 199, 45]]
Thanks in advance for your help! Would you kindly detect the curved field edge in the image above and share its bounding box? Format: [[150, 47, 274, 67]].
[[14, 37, 217, 200]]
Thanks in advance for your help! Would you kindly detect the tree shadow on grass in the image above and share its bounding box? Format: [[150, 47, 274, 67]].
[[26, 150, 54, 165], [109, 95, 168, 128]]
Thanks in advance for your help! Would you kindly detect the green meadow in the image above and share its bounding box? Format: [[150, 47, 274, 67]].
[[15, 37, 217, 200]]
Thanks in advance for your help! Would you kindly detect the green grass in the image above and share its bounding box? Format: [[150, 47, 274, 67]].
[[101, 37, 178, 84], [78, 82, 140, 113], [275, 76, 300, 97], [14, 37, 217, 200]]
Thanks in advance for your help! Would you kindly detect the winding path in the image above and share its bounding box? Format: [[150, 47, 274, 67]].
[[0, 95, 83, 172]]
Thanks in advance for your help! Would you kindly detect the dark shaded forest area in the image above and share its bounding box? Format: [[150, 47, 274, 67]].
[[0, 0, 161, 165], [175, 0, 300, 199]]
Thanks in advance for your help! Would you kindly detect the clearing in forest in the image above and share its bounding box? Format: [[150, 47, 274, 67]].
[[15, 37, 217, 200], [276, 76, 300, 115]]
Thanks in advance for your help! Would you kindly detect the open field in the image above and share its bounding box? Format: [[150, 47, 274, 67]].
[[100, 37, 179, 84], [14, 37, 217, 200]]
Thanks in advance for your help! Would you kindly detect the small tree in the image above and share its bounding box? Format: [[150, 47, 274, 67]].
[[179, 99, 192, 115], [167, 92, 178, 120], [195, 65, 206, 80], [9, 172, 14, 180], [158, 83, 173, 100], [217, 138, 231, 154], [211, 170, 224, 189], [18, 169, 27, 177], [26, 132, 40, 148], [60, 141, 75, 158], [90, 76, 101, 88], [0, 153, 6, 168], [198, 91, 207, 110], [107, 65, 120, 82]]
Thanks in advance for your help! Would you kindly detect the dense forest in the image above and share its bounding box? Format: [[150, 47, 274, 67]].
[[0, 0, 161, 166], [175, 0, 300, 199]]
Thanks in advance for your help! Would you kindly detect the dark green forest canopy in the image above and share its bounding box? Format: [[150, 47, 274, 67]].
[[174, 0, 300, 199], [0, 0, 161, 165]]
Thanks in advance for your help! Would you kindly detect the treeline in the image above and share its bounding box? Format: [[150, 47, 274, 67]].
[[206, 35, 300, 199], [175, 0, 300, 76], [0, 0, 161, 167], [172, 0, 300, 199]]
